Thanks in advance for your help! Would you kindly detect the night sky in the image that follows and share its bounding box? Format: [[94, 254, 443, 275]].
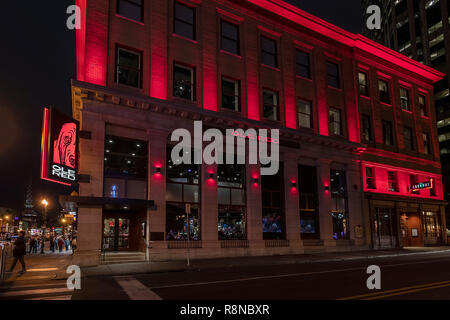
[[0, 0, 362, 215]]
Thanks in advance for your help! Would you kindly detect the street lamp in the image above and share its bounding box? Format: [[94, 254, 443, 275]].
[[41, 199, 49, 254]]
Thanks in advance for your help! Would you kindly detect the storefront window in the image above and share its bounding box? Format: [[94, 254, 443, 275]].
[[218, 164, 246, 240], [330, 170, 349, 240], [166, 145, 201, 240], [103, 135, 148, 200], [299, 165, 319, 239], [262, 163, 285, 240], [423, 211, 440, 238]]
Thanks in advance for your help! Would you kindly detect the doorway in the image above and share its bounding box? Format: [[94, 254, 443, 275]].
[[103, 218, 130, 251]]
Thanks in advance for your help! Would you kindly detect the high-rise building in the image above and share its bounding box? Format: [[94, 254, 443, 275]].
[[362, 0, 450, 226], [21, 178, 38, 229]]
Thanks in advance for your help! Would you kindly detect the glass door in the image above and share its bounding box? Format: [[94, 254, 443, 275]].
[[103, 218, 130, 251]]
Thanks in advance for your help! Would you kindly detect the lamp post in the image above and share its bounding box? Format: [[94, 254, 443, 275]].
[[41, 199, 49, 254]]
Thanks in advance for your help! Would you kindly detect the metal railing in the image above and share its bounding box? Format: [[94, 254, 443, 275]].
[[0, 242, 12, 280]]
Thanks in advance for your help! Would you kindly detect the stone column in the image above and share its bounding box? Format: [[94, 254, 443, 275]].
[[247, 163, 263, 249], [283, 158, 302, 249], [74, 110, 105, 266], [316, 159, 334, 245], [346, 163, 365, 246], [147, 131, 167, 250], [201, 163, 219, 248]]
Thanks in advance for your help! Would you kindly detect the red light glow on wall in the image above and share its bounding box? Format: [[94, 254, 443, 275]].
[[362, 162, 443, 200]]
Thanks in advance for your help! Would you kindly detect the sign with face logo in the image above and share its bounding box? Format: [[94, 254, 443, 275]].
[[41, 107, 79, 186]]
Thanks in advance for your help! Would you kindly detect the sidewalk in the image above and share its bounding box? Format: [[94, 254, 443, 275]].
[[82, 246, 450, 278], [2, 251, 73, 283]]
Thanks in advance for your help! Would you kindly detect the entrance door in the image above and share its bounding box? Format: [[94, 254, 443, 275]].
[[374, 208, 397, 249], [103, 218, 130, 251]]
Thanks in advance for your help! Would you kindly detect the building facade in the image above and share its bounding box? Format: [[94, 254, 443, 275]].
[[362, 0, 450, 231], [70, 0, 446, 266]]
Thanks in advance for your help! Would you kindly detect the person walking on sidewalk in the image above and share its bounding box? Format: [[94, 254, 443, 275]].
[[8, 231, 27, 274], [49, 234, 55, 253], [58, 237, 64, 253]]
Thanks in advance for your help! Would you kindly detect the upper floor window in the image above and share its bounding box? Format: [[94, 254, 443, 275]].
[[298, 99, 312, 129], [222, 77, 240, 112], [174, 2, 196, 40], [358, 72, 369, 96], [419, 94, 428, 117], [403, 126, 415, 151], [400, 87, 411, 111], [362, 114, 373, 142], [379, 79, 391, 104], [382, 120, 394, 146], [388, 171, 399, 192], [117, 0, 143, 22], [261, 36, 278, 68], [296, 50, 311, 79], [366, 167, 376, 189], [263, 90, 279, 121], [221, 20, 240, 55], [174, 63, 195, 101], [329, 107, 342, 136], [116, 47, 142, 88], [327, 62, 340, 88], [423, 132, 431, 154]]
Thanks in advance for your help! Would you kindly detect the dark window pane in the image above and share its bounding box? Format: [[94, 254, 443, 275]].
[[296, 51, 311, 78], [222, 38, 238, 55], [174, 65, 194, 100], [117, 0, 143, 22], [327, 62, 340, 88], [261, 37, 277, 68], [174, 20, 194, 40], [117, 48, 141, 88], [221, 21, 238, 40], [174, 2, 195, 40]]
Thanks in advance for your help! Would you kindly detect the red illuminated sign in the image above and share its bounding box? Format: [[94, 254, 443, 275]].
[[412, 178, 434, 192], [41, 107, 79, 186]]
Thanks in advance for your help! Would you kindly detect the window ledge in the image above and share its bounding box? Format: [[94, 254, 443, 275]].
[[327, 85, 343, 92], [359, 95, 371, 100], [295, 75, 313, 82], [261, 64, 280, 72], [421, 115, 430, 120], [220, 50, 242, 59], [172, 33, 199, 44], [115, 14, 144, 26], [402, 109, 413, 114], [379, 101, 392, 107]]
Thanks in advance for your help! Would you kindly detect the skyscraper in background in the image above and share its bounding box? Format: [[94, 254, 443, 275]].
[[362, 0, 450, 225]]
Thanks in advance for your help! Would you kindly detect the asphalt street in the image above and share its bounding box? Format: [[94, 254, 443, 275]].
[[66, 251, 450, 300]]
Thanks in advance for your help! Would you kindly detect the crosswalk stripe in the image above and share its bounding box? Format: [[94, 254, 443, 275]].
[[26, 295, 73, 301], [114, 276, 162, 300], [0, 287, 74, 298], [0, 281, 68, 290]]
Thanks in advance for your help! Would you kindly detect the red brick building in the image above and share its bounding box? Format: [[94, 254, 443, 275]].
[[69, 0, 446, 265]]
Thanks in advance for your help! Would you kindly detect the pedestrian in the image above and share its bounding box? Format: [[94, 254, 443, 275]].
[[58, 237, 64, 252], [54, 236, 58, 252], [8, 231, 27, 274], [64, 236, 70, 251], [49, 234, 55, 253], [71, 237, 77, 252]]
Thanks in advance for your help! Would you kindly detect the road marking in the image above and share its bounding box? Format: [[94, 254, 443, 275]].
[[27, 295, 73, 301], [0, 287, 74, 298], [27, 268, 59, 272], [150, 257, 450, 290], [114, 276, 162, 300], [365, 282, 450, 300], [339, 280, 450, 300], [0, 281, 68, 290]]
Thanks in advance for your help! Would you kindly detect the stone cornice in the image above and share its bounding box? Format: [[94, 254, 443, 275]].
[[71, 79, 364, 154]]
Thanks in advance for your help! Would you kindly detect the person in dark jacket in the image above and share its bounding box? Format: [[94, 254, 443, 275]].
[[8, 231, 27, 273]]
